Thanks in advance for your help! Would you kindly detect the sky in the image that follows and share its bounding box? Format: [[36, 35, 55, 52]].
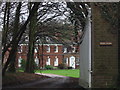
[[0, 2, 70, 31], [1, 0, 119, 2]]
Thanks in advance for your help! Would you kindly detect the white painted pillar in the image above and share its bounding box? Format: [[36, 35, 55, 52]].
[[79, 7, 92, 88]]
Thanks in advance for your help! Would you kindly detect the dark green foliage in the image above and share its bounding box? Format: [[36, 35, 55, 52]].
[[2, 3, 40, 76], [68, 67, 73, 69], [45, 65, 53, 70], [58, 63, 67, 69], [34, 62, 39, 70], [20, 59, 26, 70], [7, 64, 16, 73], [52, 67, 58, 70], [19, 59, 39, 71]]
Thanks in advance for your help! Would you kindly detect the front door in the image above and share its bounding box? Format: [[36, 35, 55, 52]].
[[69, 56, 75, 69]]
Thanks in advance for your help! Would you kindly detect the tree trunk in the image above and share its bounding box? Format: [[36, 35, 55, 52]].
[[2, 42, 18, 76], [25, 3, 38, 73], [2, 3, 40, 76], [8, 2, 21, 72], [2, 2, 10, 64]]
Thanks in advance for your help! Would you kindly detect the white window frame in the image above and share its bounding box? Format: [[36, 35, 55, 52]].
[[54, 56, 58, 66], [72, 47, 76, 53], [54, 45, 58, 53], [35, 57, 39, 66], [76, 57, 80, 65], [25, 36, 29, 42], [64, 58, 68, 65], [46, 45, 50, 53], [46, 36, 50, 42], [69, 56, 75, 68], [46, 56, 50, 65], [34, 48, 37, 53], [18, 56, 22, 67]]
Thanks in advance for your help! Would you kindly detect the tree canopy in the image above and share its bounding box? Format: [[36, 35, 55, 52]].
[[0, 1, 90, 76]]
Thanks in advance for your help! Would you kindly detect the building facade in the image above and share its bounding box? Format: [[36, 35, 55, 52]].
[[17, 44, 80, 69], [63, 45, 80, 69]]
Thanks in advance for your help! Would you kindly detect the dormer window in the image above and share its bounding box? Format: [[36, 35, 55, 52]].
[[25, 36, 29, 42], [46, 45, 50, 53], [46, 36, 50, 42], [54, 45, 58, 53], [64, 48, 67, 53], [18, 45, 22, 53], [72, 47, 76, 53]]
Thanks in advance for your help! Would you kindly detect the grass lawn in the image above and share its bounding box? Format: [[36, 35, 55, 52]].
[[36, 69, 80, 78]]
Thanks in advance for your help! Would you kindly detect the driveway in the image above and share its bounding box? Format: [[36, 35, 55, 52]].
[[3, 73, 85, 89]]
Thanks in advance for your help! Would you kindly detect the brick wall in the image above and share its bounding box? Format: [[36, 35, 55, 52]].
[[16, 44, 64, 68], [92, 3, 118, 88], [16, 44, 79, 68]]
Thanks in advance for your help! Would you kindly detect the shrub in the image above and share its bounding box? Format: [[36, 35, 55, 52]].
[[45, 65, 53, 70], [68, 67, 73, 69], [20, 59, 26, 70], [53, 67, 58, 70], [34, 62, 39, 70], [58, 63, 67, 69], [19, 59, 39, 70]]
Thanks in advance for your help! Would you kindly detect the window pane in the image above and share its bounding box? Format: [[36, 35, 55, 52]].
[[46, 46, 50, 52]]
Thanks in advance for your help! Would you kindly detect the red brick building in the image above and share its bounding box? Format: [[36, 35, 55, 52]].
[[63, 45, 80, 69], [16, 44, 80, 69]]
